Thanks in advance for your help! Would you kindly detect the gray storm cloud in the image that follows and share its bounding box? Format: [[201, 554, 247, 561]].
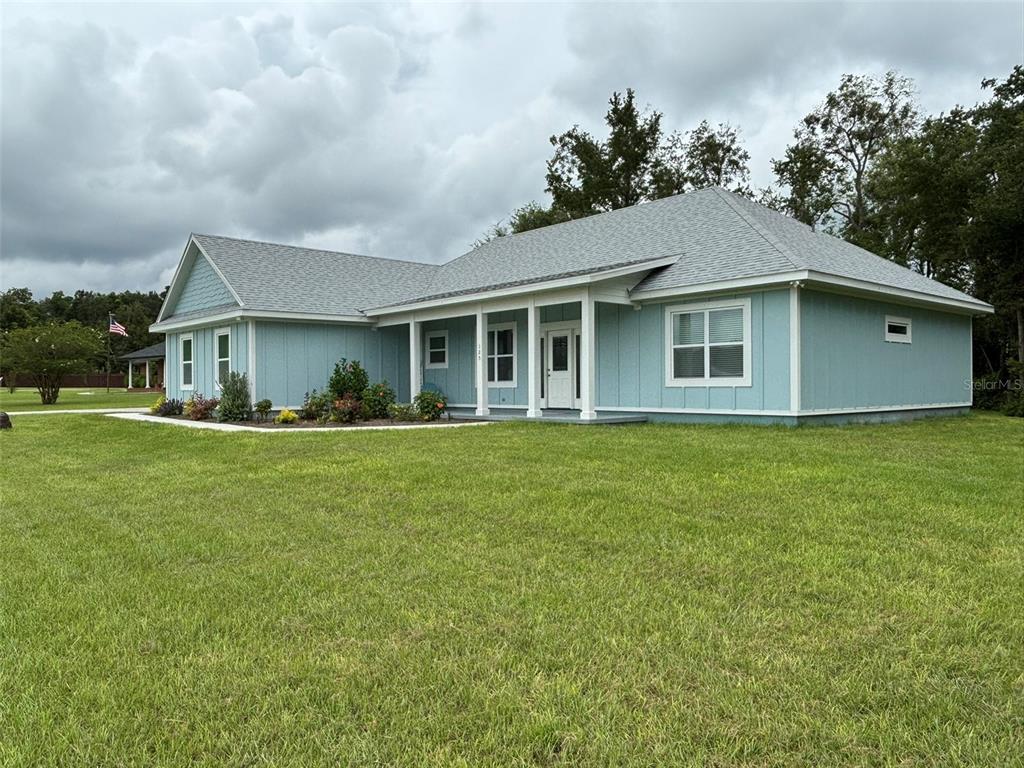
[[1, 2, 1020, 296]]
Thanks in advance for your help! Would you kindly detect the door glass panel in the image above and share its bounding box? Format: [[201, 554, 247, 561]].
[[575, 334, 581, 399], [551, 335, 568, 371]]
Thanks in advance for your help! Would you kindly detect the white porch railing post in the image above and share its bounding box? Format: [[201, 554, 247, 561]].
[[409, 318, 422, 401], [526, 299, 540, 418], [475, 306, 489, 416], [580, 289, 597, 420], [127, 361, 133, 389], [145, 360, 151, 389]]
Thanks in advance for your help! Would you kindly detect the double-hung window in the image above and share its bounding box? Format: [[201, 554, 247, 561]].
[[215, 328, 230, 388], [425, 331, 448, 369], [180, 333, 194, 390], [487, 323, 516, 387], [665, 299, 751, 387]]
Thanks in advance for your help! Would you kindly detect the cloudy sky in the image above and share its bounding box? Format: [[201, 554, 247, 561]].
[[1, 1, 1021, 297]]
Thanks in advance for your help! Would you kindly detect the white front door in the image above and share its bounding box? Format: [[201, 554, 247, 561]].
[[546, 330, 573, 408]]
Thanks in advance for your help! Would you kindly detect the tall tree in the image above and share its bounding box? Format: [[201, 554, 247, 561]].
[[771, 71, 918, 240], [676, 121, 751, 194], [546, 88, 663, 218], [0, 288, 39, 331], [967, 67, 1024, 364]]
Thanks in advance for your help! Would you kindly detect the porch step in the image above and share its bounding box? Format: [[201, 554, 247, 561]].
[[449, 410, 647, 425]]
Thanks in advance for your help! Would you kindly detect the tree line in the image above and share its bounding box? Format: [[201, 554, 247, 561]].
[[0, 287, 166, 358], [482, 67, 1023, 374]]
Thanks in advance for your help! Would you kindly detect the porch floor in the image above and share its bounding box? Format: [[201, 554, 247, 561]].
[[449, 409, 647, 425]]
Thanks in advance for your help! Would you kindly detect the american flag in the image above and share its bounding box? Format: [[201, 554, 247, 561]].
[[108, 315, 128, 337]]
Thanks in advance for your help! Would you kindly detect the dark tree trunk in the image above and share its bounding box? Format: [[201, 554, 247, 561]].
[[1017, 307, 1023, 364]]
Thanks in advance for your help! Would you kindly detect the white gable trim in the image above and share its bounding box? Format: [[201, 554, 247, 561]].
[[150, 308, 372, 333], [156, 236, 244, 323]]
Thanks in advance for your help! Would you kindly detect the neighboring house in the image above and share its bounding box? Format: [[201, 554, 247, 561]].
[[120, 342, 165, 390], [150, 187, 993, 424]]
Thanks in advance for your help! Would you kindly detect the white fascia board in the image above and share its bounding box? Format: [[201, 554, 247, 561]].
[[632, 269, 994, 315], [155, 238, 198, 323], [151, 309, 371, 333], [631, 272, 809, 302], [363, 255, 681, 318], [802, 271, 995, 315]]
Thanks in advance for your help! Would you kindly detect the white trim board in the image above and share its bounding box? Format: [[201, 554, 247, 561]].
[[596, 402, 972, 417], [152, 308, 372, 333]]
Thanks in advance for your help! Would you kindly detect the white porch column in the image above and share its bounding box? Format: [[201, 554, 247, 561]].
[[475, 305, 489, 416], [127, 361, 133, 389], [579, 289, 597, 420], [145, 360, 151, 389], [526, 299, 541, 418], [409, 318, 422, 401]]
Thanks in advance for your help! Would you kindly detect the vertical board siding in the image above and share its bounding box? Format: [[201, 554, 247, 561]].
[[254, 321, 410, 408], [164, 322, 248, 401], [421, 316, 476, 404], [800, 290, 972, 411], [595, 290, 791, 412], [168, 255, 237, 317]]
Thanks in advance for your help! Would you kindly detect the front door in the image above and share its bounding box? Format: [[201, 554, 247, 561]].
[[546, 330, 573, 408]]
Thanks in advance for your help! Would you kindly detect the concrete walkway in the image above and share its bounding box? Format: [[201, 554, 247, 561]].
[[7, 407, 151, 416], [107, 412, 495, 433]]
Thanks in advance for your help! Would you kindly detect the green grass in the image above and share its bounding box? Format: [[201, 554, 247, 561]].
[[0, 387, 158, 411], [1, 413, 1021, 766]]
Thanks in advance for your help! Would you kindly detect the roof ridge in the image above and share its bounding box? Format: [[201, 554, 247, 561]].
[[191, 233, 438, 270], [708, 188, 802, 271]]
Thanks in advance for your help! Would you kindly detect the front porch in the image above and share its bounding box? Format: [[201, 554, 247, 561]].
[[380, 284, 627, 422]]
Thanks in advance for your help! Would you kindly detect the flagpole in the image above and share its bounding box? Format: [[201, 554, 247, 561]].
[[106, 313, 112, 393]]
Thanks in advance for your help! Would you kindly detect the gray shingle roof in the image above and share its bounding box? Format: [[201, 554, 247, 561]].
[[181, 188, 987, 318], [192, 234, 438, 317], [632, 188, 982, 304], [120, 341, 165, 360]]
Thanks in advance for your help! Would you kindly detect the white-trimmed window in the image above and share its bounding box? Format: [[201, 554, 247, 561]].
[[885, 315, 912, 344], [180, 333, 194, 389], [487, 322, 516, 387], [425, 331, 448, 369], [215, 328, 231, 387], [665, 299, 751, 387]]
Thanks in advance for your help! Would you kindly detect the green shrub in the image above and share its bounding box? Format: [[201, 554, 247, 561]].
[[254, 399, 273, 422], [387, 403, 420, 422], [1002, 361, 1024, 417], [300, 389, 332, 421], [330, 396, 362, 423], [362, 381, 396, 419], [155, 398, 184, 417], [274, 407, 298, 424], [217, 372, 252, 422], [328, 358, 369, 400], [149, 394, 166, 414], [414, 390, 447, 421], [187, 393, 219, 421]]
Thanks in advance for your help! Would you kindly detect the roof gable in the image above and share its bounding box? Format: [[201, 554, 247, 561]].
[[158, 240, 241, 322]]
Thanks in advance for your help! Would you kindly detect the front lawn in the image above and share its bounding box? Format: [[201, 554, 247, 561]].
[[0, 387, 157, 411], [1, 413, 1021, 765]]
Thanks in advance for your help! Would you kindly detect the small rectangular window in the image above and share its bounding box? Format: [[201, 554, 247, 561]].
[[884, 316, 912, 344], [180, 333, 194, 389], [487, 324, 516, 386], [425, 331, 448, 369], [215, 328, 231, 387]]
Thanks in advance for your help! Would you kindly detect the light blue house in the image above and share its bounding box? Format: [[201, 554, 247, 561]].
[[150, 187, 992, 424]]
